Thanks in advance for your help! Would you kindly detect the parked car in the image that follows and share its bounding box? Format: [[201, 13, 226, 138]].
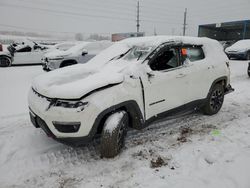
[[42, 41, 112, 71], [219, 40, 235, 50], [28, 36, 234, 158], [225, 39, 250, 60], [0, 39, 49, 67]]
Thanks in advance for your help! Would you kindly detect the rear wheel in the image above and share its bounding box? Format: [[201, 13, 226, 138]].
[[202, 84, 224, 115], [100, 111, 128, 158], [0, 56, 11, 67], [248, 63, 250, 77], [247, 51, 250, 60]]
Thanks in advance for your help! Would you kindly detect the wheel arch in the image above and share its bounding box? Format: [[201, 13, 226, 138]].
[[0, 55, 12, 66], [207, 76, 227, 98], [93, 101, 144, 136], [0, 54, 12, 60], [60, 59, 78, 68]]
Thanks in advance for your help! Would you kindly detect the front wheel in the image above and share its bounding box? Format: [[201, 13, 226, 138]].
[[202, 84, 224, 115], [100, 111, 128, 158], [0, 56, 11, 67]]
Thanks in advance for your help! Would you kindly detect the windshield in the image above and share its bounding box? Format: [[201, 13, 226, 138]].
[[122, 46, 154, 61], [55, 43, 76, 51]]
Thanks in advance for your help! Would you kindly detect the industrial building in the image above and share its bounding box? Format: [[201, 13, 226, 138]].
[[198, 20, 250, 41], [112, 32, 144, 42]]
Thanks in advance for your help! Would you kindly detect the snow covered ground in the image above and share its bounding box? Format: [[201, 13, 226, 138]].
[[0, 60, 250, 188]]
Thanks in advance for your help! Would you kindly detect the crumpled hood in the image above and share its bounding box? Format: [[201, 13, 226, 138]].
[[32, 63, 125, 99]]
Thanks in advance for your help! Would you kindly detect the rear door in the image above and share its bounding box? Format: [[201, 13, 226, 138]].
[[180, 45, 213, 101]]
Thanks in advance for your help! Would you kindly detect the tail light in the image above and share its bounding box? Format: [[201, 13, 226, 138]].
[[0, 44, 3, 51]]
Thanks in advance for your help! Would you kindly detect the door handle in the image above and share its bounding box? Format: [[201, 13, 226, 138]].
[[176, 73, 186, 78]]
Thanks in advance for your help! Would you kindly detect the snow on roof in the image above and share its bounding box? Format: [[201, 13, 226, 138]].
[[226, 39, 250, 52], [32, 36, 226, 99], [87, 35, 225, 67]]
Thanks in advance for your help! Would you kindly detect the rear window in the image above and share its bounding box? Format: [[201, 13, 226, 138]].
[[182, 46, 205, 62]]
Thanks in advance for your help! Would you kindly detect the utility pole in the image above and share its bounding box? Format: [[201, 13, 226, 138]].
[[136, 0, 140, 33], [154, 27, 157, 36], [183, 8, 187, 36]]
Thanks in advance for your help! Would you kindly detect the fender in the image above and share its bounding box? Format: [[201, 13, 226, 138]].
[[60, 59, 78, 67], [0, 54, 12, 60], [206, 76, 228, 99]]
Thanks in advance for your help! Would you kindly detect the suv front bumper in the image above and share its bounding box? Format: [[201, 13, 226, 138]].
[[29, 109, 96, 146], [28, 88, 101, 146]]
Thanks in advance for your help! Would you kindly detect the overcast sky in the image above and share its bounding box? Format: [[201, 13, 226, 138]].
[[0, 0, 249, 38]]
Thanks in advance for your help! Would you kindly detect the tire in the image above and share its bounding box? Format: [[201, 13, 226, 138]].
[[43, 67, 50, 72], [247, 51, 250, 60], [100, 111, 128, 158], [202, 84, 224, 115], [0, 56, 11, 67], [248, 63, 250, 77]]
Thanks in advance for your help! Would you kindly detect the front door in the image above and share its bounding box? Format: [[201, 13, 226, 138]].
[[142, 46, 190, 120]]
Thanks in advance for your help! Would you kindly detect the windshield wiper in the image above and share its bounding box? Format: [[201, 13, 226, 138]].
[[109, 48, 132, 61]]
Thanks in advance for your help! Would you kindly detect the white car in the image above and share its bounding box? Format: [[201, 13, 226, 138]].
[[225, 39, 250, 60], [0, 39, 49, 67], [28, 36, 234, 158], [42, 41, 112, 71]]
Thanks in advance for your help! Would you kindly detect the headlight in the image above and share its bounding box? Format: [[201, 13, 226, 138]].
[[237, 49, 247, 53], [53, 100, 88, 111]]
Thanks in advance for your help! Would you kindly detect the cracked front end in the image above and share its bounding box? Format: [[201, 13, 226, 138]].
[[28, 88, 101, 145]]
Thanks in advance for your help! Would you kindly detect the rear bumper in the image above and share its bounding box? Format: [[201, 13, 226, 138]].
[[224, 84, 234, 95]]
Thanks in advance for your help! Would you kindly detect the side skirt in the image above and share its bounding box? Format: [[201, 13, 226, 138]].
[[144, 99, 207, 127]]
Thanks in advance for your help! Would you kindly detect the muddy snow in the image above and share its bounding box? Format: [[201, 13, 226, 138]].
[[0, 60, 250, 188]]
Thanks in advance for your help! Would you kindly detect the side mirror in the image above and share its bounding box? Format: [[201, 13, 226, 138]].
[[82, 50, 88, 56], [145, 65, 155, 82]]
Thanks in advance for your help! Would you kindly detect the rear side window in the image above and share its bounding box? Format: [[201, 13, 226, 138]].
[[181, 46, 205, 63]]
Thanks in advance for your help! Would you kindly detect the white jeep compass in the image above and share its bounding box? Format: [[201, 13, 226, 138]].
[[28, 36, 234, 158]]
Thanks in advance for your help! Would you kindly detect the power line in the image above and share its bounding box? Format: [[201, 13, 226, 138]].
[[0, 3, 134, 22], [0, 2, 183, 25], [0, 23, 112, 35], [13, 0, 137, 15]]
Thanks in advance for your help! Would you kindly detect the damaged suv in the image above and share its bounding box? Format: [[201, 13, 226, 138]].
[[28, 36, 234, 158]]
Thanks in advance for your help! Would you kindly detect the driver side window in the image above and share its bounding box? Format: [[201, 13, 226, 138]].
[[150, 48, 179, 71]]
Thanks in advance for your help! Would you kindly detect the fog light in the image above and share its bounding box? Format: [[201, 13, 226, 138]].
[[53, 121, 81, 133]]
